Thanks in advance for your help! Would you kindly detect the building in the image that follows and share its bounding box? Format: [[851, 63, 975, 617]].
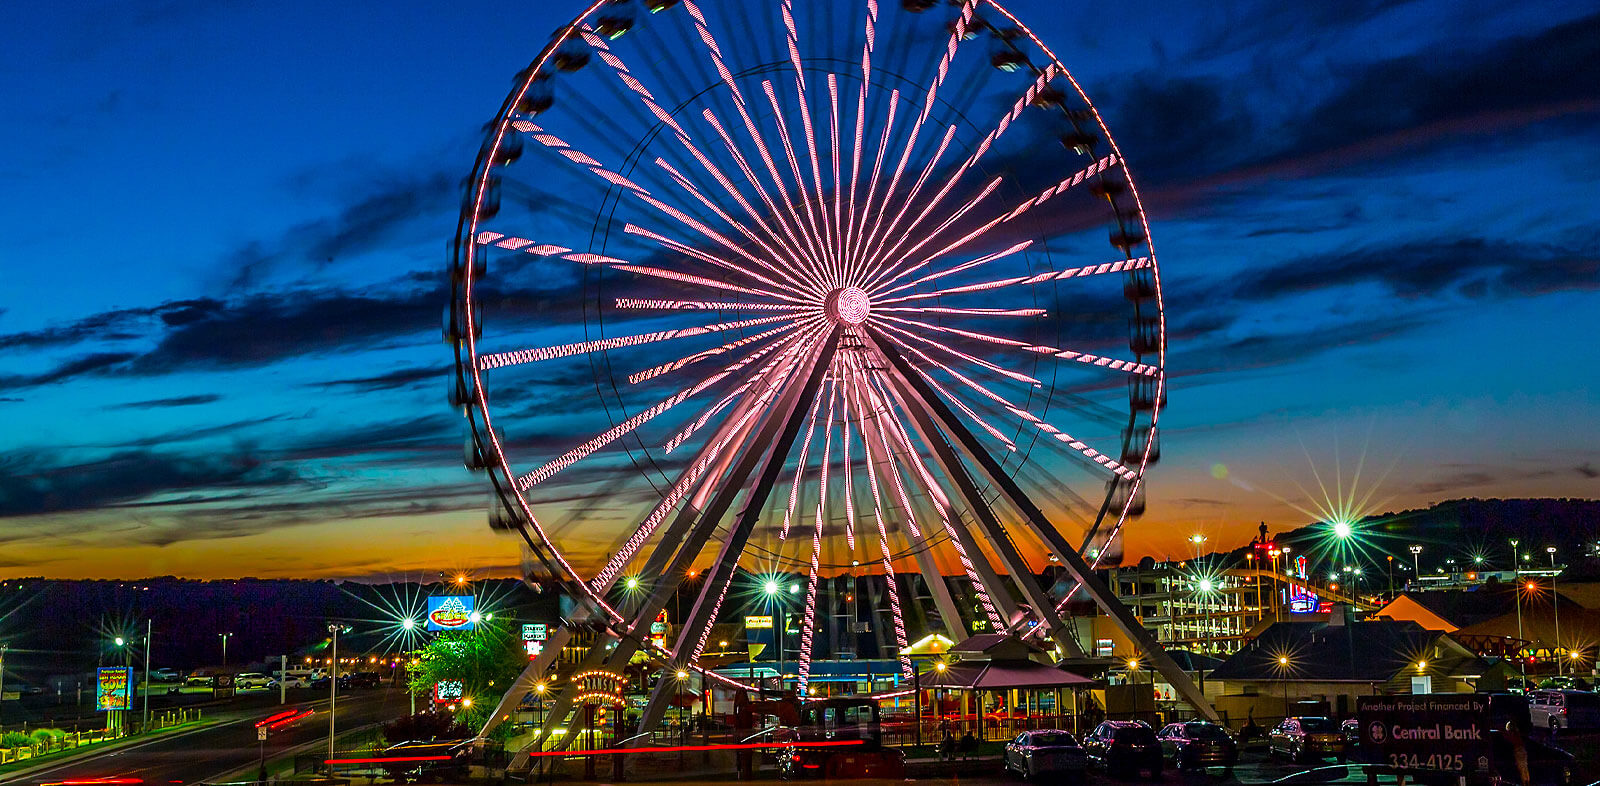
[[1204, 612, 1508, 725]]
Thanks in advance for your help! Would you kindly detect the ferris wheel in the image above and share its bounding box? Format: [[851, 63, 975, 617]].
[[448, 0, 1212, 741]]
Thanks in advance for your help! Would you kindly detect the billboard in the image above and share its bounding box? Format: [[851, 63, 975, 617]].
[[1357, 694, 1491, 774], [522, 623, 547, 642], [96, 666, 134, 711], [427, 595, 476, 631], [434, 680, 464, 703]]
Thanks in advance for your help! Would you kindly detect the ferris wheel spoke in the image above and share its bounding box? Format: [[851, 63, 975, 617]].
[[874, 318, 1041, 386], [620, 224, 813, 302], [510, 120, 812, 299], [861, 65, 1063, 290], [591, 325, 827, 592], [840, 369, 859, 551], [695, 105, 833, 288], [860, 370, 1008, 630], [476, 231, 801, 301], [628, 318, 816, 385], [843, 357, 912, 678], [794, 377, 838, 691], [872, 240, 1034, 301], [759, 80, 833, 275], [614, 298, 817, 313], [853, 123, 961, 287], [680, 0, 831, 289], [662, 322, 826, 453], [476, 313, 801, 371], [844, 88, 900, 278], [514, 322, 809, 491], [827, 74, 846, 287], [840, 0, 879, 283], [883, 312, 1159, 377], [878, 256, 1153, 304], [861, 173, 1006, 293], [578, 30, 822, 292], [909, 153, 1120, 266], [780, 378, 828, 540], [775, 2, 832, 261], [875, 306, 1045, 317]]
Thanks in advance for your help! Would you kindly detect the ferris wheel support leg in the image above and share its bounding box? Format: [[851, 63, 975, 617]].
[[635, 328, 844, 737], [875, 353, 1087, 659], [865, 328, 1220, 722], [477, 626, 574, 746]]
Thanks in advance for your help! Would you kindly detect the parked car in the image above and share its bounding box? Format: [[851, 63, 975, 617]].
[[1528, 690, 1600, 733], [235, 673, 277, 689], [185, 671, 216, 687], [1004, 729, 1087, 780], [1083, 721, 1163, 778], [149, 668, 181, 683], [1268, 717, 1349, 762], [340, 671, 381, 689], [272, 668, 323, 688], [1157, 721, 1238, 771]]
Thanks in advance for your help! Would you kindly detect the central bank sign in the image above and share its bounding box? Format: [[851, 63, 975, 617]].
[[1357, 694, 1490, 773]]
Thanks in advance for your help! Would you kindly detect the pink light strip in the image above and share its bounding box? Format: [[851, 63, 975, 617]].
[[840, 370, 858, 551], [590, 326, 823, 592], [844, 354, 912, 678], [477, 314, 798, 371], [875, 317, 1042, 386], [862, 368, 1005, 629], [877, 257, 1152, 304], [629, 319, 812, 387], [759, 80, 832, 281], [883, 313, 1158, 377], [873, 240, 1034, 301], [846, 89, 900, 280], [515, 328, 800, 490], [620, 224, 809, 303], [828, 73, 844, 287], [855, 124, 960, 285], [875, 329, 1138, 481], [796, 376, 840, 691], [477, 231, 786, 301], [862, 175, 1005, 293], [780, 381, 827, 540], [876, 307, 1046, 317], [615, 299, 816, 313], [863, 66, 1061, 288], [841, 0, 877, 283], [663, 328, 821, 454]]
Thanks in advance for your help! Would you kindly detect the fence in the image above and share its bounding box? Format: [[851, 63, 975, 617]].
[[0, 708, 204, 766]]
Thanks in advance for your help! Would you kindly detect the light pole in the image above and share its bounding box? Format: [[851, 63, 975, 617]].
[[1549, 547, 1563, 676], [1408, 546, 1423, 588], [763, 580, 786, 694], [400, 616, 418, 715], [0, 642, 8, 728], [219, 632, 234, 668], [1196, 578, 1215, 692], [327, 623, 349, 765], [1387, 555, 1395, 599], [1516, 577, 1528, 688]]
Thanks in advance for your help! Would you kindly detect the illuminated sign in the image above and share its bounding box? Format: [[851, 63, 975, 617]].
[[522, 623, 547, 641], [1095, 639, 1115, 658], [1288, 554, 1319, 613], [745, 615, 773, 629], [650, 611, 668, 636], [434, 680, 464, 703], [96, 667, 134, 711], [427, 595, 476, 631], [524, 640, 544, 658]]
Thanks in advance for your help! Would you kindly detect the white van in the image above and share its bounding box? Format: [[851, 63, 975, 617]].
[[272, 668, 325, 688], [1528, 690, 1600, 732]]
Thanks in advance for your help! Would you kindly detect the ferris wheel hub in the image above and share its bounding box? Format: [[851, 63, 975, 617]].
[[824, 286, 871, 325]]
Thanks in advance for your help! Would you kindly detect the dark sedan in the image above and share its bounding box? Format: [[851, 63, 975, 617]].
[[1004, 729, 1088, 780], [1157, 721, 1238, 771], [1084, 721, 1164, 778]]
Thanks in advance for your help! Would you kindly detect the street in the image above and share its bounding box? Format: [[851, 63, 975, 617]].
[[5, 686, 409, 786]]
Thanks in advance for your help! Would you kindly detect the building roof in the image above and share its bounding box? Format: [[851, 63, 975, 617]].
[[1207, 619, 1487, 683], [1374, 587, 1531, 631]]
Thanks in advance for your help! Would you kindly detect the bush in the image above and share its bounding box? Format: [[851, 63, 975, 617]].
[[1, 731, 32, 750], [383, 712, 472, 745]]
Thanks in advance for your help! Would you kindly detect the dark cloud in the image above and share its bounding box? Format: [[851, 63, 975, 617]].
[[1231, 238, 1599, 302], [0, 449, 304, 517], [0, 352, 138, 390], [106, 394, 222, 410], [1578, 463, 1599, 480], [314, 364, 447, 392]]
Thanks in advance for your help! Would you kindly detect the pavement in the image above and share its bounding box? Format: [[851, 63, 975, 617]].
[[0, 686, 409, 786]]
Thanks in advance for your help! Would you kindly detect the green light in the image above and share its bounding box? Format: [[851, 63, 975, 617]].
[[764, 580, 779, 595], [401, 617, 416, 631], [1333, 520, 1352, 538], [114, 637, 126, 646], [1198, 579, 1214, 593], [625, 576, 640, 590], [789, 582, 800, 594]]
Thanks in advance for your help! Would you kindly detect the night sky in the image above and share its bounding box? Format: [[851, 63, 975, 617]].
[[2, 0, 1596, 580]]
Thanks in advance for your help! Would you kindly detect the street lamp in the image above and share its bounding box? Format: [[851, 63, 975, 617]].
[[0, 643, 7, 727], [219, 632, 234, 668], [763, 580, 788, 693], [1549, 547, 1563, 676], [1408, 546, 1423, 586], [1333, 520, 1352, 539]]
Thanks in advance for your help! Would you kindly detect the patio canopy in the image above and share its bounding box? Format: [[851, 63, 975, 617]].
[[921, 660, 1096, 690]]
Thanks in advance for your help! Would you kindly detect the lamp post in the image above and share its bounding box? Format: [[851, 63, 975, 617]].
[[327, 623, 350, 765], [1386, 555, 1395, 599], [1549, 547, 1563, 676], [763, 580, 790, 694], [1408, 546, 1423, 589], [1, 642, 8, 728], [1516, 576, 1528, 688], [219, 632, 234, 668]]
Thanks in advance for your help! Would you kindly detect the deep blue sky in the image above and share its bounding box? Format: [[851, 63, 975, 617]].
[[1, 0, 1596, 579]]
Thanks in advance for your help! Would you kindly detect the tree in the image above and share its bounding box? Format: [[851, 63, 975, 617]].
[[405, 621, 526, 730], [383, 711, 472, 745]]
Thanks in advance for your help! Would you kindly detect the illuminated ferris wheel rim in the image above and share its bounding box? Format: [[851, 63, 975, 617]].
[[450, 0, 1167, 665]]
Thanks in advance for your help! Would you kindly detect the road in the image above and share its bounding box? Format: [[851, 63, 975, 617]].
[[5, 687, 410, 786]]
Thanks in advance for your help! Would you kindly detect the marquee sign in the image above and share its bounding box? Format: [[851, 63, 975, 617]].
[[427, 595, 476, 631]]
